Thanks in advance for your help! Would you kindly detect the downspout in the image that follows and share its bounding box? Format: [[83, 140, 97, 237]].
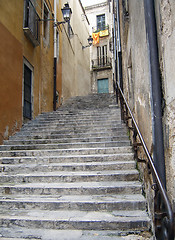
[[113, 7, 118, 103], [116, 0, 123, 91], [144, 0, 166, 187], [53, 0, 57, 111]]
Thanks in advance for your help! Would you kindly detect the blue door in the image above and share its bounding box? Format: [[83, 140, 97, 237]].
[[97, 78, 109, 93]]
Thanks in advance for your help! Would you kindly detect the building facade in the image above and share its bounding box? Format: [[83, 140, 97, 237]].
[[85, 1, 114, 94], [113, 0, 175, 236], [61, 0, 91, 102], [0, 0, 90, 144]]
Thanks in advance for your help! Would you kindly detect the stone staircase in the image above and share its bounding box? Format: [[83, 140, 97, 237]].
[[0, 94, 152, 239]]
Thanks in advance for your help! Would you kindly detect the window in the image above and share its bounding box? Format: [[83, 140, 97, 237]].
[[23, 0, 40, 46], [97, 45, 107, 66], [97, 14, 105, 31], [43, 3, 49, 39]]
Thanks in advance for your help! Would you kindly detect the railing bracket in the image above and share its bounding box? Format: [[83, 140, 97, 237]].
[[137, 158, 146, 163], [151, 183, 158, 191]]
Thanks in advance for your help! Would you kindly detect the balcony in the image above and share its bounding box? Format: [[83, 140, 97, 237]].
[[92, 57, 112, 70], [92, 25, 109, 37], [23, 0, 40, 47]]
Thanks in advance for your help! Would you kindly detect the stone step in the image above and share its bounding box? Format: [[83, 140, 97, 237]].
[[4, 136, 129, 145], [0, 146, 133, 157], [0, 209, 150, 231], [0, 194, 146, 211], [0, 170, 139, 183], [32, 113, 120, 120], [29, 117, 121, 124], [0, 141, 130, 151], [0, 153, 134, 165], [0, 229, 153, 240], [10, 131, 127, 140], [15, 126, 126, 136], [21, 123, 124, 132], [0, 160, 136, 173], [0, 93, 152, 239], [0, 181, 142, 195]]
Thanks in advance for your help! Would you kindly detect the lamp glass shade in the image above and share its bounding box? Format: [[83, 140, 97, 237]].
[[61, 3, 72, 22], [88, 36, 93, 46]]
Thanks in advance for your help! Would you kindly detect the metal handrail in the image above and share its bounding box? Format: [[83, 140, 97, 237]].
[[116, 83, 174, 239]]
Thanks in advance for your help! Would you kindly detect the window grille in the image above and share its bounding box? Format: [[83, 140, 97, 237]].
[[23, 0, 40, 47]]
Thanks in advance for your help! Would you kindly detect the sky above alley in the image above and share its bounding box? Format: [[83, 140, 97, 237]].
[[81, 0, 105, 7]]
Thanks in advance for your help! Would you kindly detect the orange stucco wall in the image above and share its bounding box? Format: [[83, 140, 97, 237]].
[[0, 0, 62, 144], [0, 22, 23, 144]]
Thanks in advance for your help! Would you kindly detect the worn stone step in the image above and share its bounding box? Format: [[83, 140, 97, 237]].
[[20, 124, 124, 132], [0, 160, 136, 173], [4, 136, 129, 145], [0, 153, 134, 165], [0, 146, 133, 157], [0, 170, 139, 183], [23, 119, 122, 127], [32, 113, 120, 121], [0, 209, 150, 231], [10, 131, 128, 140], [0, 194, 146, 211], [15, 126, 126, 136], [0, 228, 153, 240], [0, 181, 142, 195], [0, 141, 130, 151]]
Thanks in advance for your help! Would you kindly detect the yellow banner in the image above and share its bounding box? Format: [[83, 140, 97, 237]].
[[99, 29, 109, 37]]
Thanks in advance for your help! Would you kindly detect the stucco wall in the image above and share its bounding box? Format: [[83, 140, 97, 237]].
[[154, 0, 175, 207], [0, 22, 23, 144], [61, 0, 91, 102], [119, 0, 175, 214], [120, 0, 152, 150], [0, 0, 57, 143]]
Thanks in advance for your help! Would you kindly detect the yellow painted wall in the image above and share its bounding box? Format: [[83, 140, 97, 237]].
[[0, 0, 60, 143]]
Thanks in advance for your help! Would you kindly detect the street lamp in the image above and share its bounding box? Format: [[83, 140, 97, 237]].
[[56, 3, 72, 26], [82, 35, 93, 49]]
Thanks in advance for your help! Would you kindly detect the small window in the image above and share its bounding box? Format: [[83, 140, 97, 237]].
[[43, 3, 49, 39], [97, 14, 105, 31], [23, 0, 40, 46], [97, 45, 107, 66]]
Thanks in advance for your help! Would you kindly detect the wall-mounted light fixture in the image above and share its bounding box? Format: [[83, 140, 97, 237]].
[[82, 36, 93, 49], [55, 3, 72, 26]]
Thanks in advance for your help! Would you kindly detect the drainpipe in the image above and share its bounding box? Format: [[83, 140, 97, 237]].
[[113, 11, 118, 103], [53, 0, 57, 111], [144, 0, 166, 187], [116, 0, 123, 91]]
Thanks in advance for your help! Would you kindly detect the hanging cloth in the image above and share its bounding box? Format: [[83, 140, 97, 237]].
[[92, 32, 100, 45]]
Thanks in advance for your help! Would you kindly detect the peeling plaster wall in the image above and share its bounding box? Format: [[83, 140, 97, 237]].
[[119, 0, 155, 224], [120, 0, 175, 211], [120, 0, 152, 150], [154, 0, 175, 208]]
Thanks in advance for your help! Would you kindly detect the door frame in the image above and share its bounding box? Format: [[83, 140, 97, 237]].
[[97, 78, 109, 93], [23, 58, 34, 121]]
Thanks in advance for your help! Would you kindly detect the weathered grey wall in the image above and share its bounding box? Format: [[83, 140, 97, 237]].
[[120, 0, 175, 213], [120, 0, 152, 149], [154, 0, 175, 209]]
